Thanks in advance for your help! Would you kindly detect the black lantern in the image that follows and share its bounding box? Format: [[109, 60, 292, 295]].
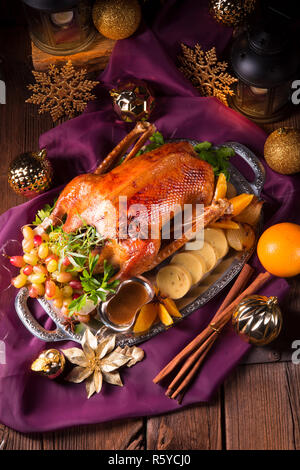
[[230, 14, 300, 123], [22, 0, 96, 56]]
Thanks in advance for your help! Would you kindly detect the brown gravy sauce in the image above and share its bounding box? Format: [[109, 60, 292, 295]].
[[107, 281, 149, 326]]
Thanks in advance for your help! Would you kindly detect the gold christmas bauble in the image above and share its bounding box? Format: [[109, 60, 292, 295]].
[[92, 0, 141, 40], [209, 0, 257, 27], [8, 149, 53, 197], [232, 295, 283, 346], [31, 349, 66, 379], [264, 127, 300, 175]]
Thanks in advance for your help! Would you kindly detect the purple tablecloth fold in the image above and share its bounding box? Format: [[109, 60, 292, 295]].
[[0, 0, 296, 432]]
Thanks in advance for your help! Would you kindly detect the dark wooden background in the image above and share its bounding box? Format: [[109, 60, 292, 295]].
[[0, 1, 300, 450]]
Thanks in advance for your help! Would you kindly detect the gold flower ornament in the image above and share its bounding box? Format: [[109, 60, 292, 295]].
[[64, 329, 144, 398]]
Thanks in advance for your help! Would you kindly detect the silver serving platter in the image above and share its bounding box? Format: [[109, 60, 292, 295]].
[[15, 141, 265, 347]]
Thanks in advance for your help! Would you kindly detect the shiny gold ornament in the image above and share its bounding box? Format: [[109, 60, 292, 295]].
[[209, 0, 257, 27], [110, 80, 155, 122], [64, 329, 144, 398], [264, 127, 300, 175], [232, 295, 283, 346], [92, 0, 141, 40], [31, 349, 66, 379], [178, 44, 238, 106], [8, 149, 53, 197]]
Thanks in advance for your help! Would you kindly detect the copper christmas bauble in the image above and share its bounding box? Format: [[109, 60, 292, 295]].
[[264, 127, 300, 175], [92, 0, 141, 40], [31, 349, 65, 379], [232, 295, 283, 346], [110, 79, 155, 122], [8, 149, 53, 197], [209, 0, 257, 27]]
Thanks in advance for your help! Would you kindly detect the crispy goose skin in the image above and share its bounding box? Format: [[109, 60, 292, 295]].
[[49, 141, 225, 279]]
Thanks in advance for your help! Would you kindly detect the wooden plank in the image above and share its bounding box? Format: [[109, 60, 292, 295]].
[[42, 419, 145, 450], [224, 362, 300, 449], [31, 35, 115, 73], [0, 424, 43, 450], [147, 395, 222, 450]]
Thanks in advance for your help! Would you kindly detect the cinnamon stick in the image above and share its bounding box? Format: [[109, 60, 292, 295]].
[[172, 339, 216, 401], [153, 264, 254, 384], [165, 332, 217, 397], [215, 264, 254, 318]]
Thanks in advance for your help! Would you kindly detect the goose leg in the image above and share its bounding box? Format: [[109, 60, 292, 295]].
[[94, 121, 156, 175], [145, 199, 232, 272]]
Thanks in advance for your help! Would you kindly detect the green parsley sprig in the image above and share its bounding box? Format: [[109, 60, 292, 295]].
[[135, 131, 234, 179], [193, 142, 234, 179], [68, 255, 119, 316], [136, 131, 165, 156]]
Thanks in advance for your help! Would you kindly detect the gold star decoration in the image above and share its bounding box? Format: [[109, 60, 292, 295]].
[[178, 43, 238, 106], [63, 329, 144, 398], [26, 60, 99, 122]]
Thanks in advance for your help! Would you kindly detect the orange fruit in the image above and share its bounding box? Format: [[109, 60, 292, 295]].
[[257, 222, 300, 277]]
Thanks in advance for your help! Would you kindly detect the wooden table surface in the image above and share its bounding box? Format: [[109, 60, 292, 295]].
[[1, 8, 300, 451]]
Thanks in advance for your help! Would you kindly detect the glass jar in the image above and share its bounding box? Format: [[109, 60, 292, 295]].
[[22, 0, 97, 56]]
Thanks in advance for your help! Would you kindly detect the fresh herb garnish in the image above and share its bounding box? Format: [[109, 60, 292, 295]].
[[32, 200, 57, 225], [193, 142, 234, 179], [48, 222, 104, 272], [68, 256, 119, 316], [136, 131, 165, 156], [135, 131, 234, 179]]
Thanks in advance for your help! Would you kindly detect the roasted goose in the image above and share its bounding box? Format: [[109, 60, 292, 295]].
[[42, 122, 232, 279]]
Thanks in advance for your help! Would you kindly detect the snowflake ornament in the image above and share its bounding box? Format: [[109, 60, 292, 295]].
[[26, 60, 99, 122], [179, 43, 238, 106]]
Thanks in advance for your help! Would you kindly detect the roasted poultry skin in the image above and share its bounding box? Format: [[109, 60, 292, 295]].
[[46, 125, 231, 279]]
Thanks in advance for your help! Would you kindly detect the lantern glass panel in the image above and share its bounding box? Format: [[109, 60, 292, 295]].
[[24, 0, 96, 55], [232, 80, 292, 122]]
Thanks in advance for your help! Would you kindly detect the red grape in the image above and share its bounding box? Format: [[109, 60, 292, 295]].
[[23, 265, 33, 276], [62, 256, 71, 266], [69, 280, 82, 290], [10, 256, 25, 268], [33, 235, 42, 246]]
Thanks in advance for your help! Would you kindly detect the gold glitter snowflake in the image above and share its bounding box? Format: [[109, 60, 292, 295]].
[[26, 60, 99, 122], [178, 43, 238, 106]]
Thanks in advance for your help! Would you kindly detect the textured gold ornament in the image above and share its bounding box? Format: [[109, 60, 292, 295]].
[[8, 149, 53, 197], [31, 349, 66, 379], [232, 295, 283, 346], [64, 329, 144, 398], [26, 60, 98, 122], [209, 0, 257, 27], [92, 0, 141, 40], [264, 127, 300, 175], [110, 80, 155, 122], [178, 44, 238, 106]]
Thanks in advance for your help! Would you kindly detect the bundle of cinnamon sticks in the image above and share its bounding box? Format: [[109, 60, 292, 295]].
[[153, 264, 271, 403]]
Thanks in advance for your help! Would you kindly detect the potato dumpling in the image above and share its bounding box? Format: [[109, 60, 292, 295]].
[[156, 264, 192, 299], [171, 252, 204, 284], [204, 228, 228, 258], [191, 241, 217, 272]]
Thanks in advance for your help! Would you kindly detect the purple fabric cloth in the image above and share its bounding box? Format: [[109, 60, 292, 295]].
[[0, 0, 295, 432]]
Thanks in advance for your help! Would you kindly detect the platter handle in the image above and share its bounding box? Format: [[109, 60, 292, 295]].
[[15, 287, 71, 342], [224, 141, 265, 196]]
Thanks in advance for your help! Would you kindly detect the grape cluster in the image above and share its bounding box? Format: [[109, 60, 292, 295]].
[[10, 225, 83, 317]]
